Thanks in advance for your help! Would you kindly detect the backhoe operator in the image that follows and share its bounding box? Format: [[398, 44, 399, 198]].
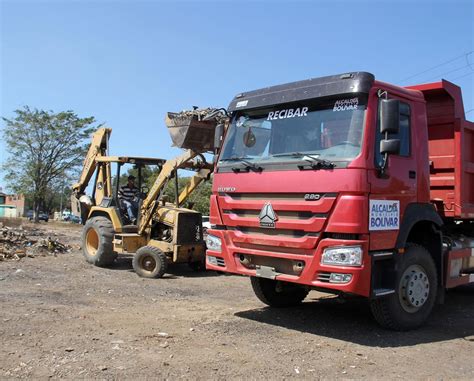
[[118, 175, 139, 224]]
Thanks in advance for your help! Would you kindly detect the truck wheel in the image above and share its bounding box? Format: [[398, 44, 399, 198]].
[[370, 243, 437, 330], [133, 246, 168, 278], [82, 216, 116, 267], [250, 277, 309, 307]]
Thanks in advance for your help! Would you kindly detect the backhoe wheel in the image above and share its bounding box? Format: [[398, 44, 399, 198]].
[[133, 246, 168, 279], [82, 216, 116, 267], [250, 277, 309, 307], [370, 243, 437, 331]]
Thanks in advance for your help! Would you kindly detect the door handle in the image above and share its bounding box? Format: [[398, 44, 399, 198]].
[[409, 170, 416, 179]]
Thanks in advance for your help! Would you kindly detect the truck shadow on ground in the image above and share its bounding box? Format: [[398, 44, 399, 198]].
[[107, 256, 221, 278], [235, 285, 474, 347]]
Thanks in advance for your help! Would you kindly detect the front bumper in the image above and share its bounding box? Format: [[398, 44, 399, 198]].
[[173, 242, 206, 263], [206, 229, 371, 297]]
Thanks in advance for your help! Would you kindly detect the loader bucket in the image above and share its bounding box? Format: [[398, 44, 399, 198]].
[[71, 194, 92, 224], [165, 112, 216, 152], [71, 194, 82, 217]]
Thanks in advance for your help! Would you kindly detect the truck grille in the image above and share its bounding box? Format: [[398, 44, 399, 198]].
[[316, 272, 332, 283], [217, 192, 338, 254], [218, 192, 336, 233], [230, 226, 313, 238], [223, 209, 326, 220]]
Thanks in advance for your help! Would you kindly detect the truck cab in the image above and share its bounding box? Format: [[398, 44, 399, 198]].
[[206, 72, 474, 330]]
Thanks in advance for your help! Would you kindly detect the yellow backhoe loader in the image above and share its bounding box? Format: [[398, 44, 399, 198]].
[[72, 109, 227, 278]]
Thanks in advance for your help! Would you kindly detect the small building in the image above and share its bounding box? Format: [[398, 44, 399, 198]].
[[0, 204, 17, 218], [0, 189, 25, 217]]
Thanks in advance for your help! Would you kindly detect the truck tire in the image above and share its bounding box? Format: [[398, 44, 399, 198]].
[[82, 216, 116, 267], [250, 277, 309, 307], [133, 246, 168, 278], [370, 243, 437, 331]]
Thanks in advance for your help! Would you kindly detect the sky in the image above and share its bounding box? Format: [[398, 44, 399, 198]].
[[0, 0, 473, 190]]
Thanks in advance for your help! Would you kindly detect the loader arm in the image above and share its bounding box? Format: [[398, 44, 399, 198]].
[[72, 127, 112, 195], [138, 149, 201, 235], [177, 167, 212, 207]]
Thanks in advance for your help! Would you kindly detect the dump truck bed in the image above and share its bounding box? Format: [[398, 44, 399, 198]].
[[408, 80, 474, 219]]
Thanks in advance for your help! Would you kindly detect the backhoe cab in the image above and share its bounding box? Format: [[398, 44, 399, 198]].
[[72, 108, 226, 278]]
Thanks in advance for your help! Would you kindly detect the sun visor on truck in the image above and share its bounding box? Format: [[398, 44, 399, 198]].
[[228, 72, 375, 112], [165, 110, 218, 152]]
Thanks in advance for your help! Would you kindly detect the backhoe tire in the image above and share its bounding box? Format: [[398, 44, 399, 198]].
[[370, 243, 437, 331], [82, 216, 116, 267], [250, 277, 309, 307], [133, 246, 168, 279]]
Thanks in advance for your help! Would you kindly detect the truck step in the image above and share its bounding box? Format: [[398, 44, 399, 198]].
[[371, 251, 393, 260], [373, 288, 395, 297]]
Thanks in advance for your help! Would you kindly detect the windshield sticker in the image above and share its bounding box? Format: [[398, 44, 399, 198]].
[[236, 100, 248, 108], [333, 98, 359, 112], [236, 116, 247, 127], [369, 200, 400, 231], [267, 107, 308, 121]]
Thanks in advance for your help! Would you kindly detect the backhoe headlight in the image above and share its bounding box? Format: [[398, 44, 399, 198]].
[[206, 234, 222, 252], [321, 246, 362, 267]]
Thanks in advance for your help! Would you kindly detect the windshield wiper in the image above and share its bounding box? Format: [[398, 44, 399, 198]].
[[220, 157, 263, 173], [272, 152, 335, 169]]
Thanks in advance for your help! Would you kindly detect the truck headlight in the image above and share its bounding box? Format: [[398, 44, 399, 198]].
[[206, 234, 222, 252], [321, 246, 363, 267]]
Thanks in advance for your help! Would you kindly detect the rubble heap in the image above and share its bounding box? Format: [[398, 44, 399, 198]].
[[171, 108, 228, 125], [0, 224, 71, 261]]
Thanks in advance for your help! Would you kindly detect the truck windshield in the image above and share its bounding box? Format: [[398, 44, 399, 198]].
[[219, 95, 367, 166]]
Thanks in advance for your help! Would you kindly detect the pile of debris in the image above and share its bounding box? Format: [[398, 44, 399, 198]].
[[0, 224, 71, 261]]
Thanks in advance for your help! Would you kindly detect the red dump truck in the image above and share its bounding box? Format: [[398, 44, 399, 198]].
[[205, 72, 474, 330]]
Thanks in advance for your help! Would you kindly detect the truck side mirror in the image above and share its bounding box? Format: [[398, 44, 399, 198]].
[[380, 139, 400, 155], [380, 99, 400, 134], [214, 124, 224, 151]]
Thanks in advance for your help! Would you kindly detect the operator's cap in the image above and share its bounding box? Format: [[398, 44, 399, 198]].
[[128, 175, 136, 180]]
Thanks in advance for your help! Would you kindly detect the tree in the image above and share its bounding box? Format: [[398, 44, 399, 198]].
[[2, 106, 99, 221], [185, 178, 212, 215], [162, 176, 212, 215], [42, 175, 74, 215]]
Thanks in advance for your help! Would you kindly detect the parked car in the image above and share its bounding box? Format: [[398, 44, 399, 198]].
[[26, 210, 49, 222], [70, 215, 82, 224]]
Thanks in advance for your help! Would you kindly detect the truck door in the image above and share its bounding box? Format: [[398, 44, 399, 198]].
[[368, 98, 417, 251]]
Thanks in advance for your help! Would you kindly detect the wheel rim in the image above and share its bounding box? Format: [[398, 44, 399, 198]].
[[399, 264, 430, 313], [85, 228, 99, 256], [140, 255, 157, 274]]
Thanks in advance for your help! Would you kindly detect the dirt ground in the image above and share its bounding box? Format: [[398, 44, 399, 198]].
[[1, 222, 473, 379]]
